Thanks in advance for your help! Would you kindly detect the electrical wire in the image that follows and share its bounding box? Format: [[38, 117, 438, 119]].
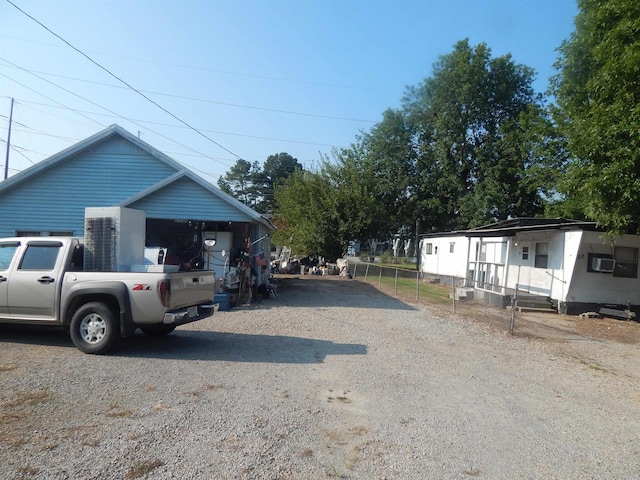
[[0, 63, 377, 123], [6, 96, 346, 148], [1, 67, 235, 169], [6, 0, 244, 160], [1, 34, 373, 92]]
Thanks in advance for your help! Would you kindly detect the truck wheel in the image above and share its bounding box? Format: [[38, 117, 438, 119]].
[[70, 302, 119, 354], [140, 325, 176, 336]]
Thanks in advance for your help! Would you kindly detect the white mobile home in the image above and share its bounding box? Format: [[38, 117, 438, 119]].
[[419, 218, 640, 315]]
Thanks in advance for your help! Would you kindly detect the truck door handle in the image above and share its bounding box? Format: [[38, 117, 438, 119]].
[[37, 276, 55, 284], [0, 276, 6, 282]]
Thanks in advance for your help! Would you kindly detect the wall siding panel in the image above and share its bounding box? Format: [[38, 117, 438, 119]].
[[0, 137, 179, 237], [128, 177, 252, 221]]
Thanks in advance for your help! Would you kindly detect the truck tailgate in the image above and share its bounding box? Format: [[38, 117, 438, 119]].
[[168, 271, 216, 309]]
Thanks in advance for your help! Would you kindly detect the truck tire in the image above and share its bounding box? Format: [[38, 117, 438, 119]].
[[69, 302, 119, 354], [140, 325, 176, 336]]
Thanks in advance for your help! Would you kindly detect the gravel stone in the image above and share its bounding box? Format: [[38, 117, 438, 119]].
[[0, 275, 639, 479]]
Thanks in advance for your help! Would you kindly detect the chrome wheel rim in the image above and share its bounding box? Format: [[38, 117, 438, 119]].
[[79, 313, 107, 344]]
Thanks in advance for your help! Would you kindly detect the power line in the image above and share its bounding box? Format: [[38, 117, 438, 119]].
[[6, 0, 244, 160], [0, 72, 106, 128], [9, 97, 346, 149], [0, 34, 372, 92], [0, 63, 377, 124], [1, 68, 235, 169]]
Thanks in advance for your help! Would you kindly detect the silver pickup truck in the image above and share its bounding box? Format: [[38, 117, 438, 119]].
[[0, 237, 216, 354]]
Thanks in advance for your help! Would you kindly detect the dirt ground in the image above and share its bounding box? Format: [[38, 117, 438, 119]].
[[438, 297, 640, 345], [280, 273, 640, 345]]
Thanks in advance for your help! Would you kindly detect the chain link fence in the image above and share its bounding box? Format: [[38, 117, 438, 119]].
[[349, 261, 533, 337]]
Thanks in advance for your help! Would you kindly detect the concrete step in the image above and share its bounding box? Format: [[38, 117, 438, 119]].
[[515, 297, 553, 309], [449, 288, 474, 301], [515, 306, 557, 313]]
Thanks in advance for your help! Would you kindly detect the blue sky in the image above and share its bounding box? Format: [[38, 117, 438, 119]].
[[1, 0, 578, 184]]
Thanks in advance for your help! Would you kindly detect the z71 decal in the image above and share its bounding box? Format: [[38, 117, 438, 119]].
[[132, 284, 152, 291]]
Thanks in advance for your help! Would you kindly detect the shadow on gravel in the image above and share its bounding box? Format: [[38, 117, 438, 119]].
[[0, 325, 367, 362], [117, 330, 367, 362], [0, 324, 72, 348], [270, 276, 419, 311]]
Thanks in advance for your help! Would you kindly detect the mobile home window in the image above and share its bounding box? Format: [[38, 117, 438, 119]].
[[479, 244, 487, 262], [449, 242, 455, 253], [613, 247, 638, 278], [534, 242, 548, 269], [521, 246, 529, 261], [426, 243, 433, 255]]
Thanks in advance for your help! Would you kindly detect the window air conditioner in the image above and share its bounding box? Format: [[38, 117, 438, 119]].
[[592, 257, 614, 273]]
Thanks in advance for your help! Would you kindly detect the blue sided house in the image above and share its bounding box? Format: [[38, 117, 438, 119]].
[[0, 124, 275, 283]]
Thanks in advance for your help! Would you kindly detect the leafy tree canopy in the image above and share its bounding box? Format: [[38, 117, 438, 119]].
[[217, 153, 302, 214], [550, 0, 640, 235], [401, 39, 550, 230], [271, 39, 563, 257]]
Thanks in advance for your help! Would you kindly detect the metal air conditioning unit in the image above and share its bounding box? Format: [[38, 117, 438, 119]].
[[83, 207, 146, 271], [592, 257, 614, 273]]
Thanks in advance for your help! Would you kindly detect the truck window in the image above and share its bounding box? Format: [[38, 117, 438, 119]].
[[69, 244, 84, 271], [0, 243, 20, 271], [19, 243, 62, 271]]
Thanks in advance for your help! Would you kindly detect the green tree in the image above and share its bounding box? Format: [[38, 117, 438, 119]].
[[323, 147, 391, 251], [550, 0, 640, 235], [272, 40, 562, 251], [217, 159, 263, 208], [356, 109, 416, 236], [271, 151, 386, 262], [259, 153, 303, 214], [272, 169, 337, 259], [402, 39, 549, 230], [218, 153, 303, 214]]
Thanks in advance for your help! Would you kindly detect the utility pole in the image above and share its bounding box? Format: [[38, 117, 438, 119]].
[[4, 97, 14, 180]]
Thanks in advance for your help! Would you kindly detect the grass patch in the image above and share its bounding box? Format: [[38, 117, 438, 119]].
[[106, 403, 135, 418], [348, 426, 367, 436], [17, 466, 38, 477], [355, 265, 452, 304], [106, 410, 135, 418], [0, 364, 17, 372], [324, 464, 347, 478], [298, 449, 313, 458], [125, 459, 164, 479], [2, 390, 51, 409], [153, 402, 173, 412]]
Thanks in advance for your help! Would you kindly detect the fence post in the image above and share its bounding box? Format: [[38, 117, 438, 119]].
[[510, 267, 521, 335], [510, 282, 518, 335], [364, 263, 370, 282], [394, 268, 398, 295], [353, 263, 357, 278], [378, 265, 382, 288], [416, 271, 419, 301], [452, 276, 456, 315]]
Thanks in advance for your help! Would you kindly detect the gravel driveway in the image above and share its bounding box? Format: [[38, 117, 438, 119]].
[[1, 276, 639, 479]]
